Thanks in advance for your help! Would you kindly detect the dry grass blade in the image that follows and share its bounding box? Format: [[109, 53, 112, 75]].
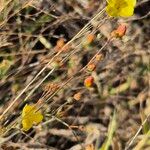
[[125, 113, 150, 150], [100, 111, 117, 150], [0, 7, 105, 120], [133, 130, 150, 150], [0, 0, 149, 149]]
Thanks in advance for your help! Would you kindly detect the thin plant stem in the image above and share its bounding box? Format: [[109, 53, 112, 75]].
[[125, 113, 150, 150], [0, 7, 105, 120]]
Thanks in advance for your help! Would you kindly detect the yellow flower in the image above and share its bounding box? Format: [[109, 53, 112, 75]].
[[22, 104, 43, 131], [106, 0, 136, 17]]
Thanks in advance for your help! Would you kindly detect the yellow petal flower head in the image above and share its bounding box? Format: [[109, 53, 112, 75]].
[[106, 0, 136, 17], [22, 104, 43, 131]]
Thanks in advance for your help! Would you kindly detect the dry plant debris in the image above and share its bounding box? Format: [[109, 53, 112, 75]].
[[0, 0, 149, 149]]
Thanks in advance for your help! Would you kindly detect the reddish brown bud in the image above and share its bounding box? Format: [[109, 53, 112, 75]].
[[111, 24, 127, 38]]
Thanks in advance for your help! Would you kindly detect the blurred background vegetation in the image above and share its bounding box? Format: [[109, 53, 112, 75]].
[[0, 0, 149, 149]]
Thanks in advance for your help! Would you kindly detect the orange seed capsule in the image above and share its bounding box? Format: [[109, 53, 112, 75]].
[[84, 76, 94, 88], [95, 54, 103, 61], [111, 24, 127, 38], [57, 38, 65, 48], [116, 24, 127, 37], [87, 63, 96, 72], [55, 38, 65, 51], [73, 92, 82, 101], [86, 34, 95, 44]]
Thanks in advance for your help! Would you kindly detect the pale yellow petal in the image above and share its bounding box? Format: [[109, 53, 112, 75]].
[[125, 0, 136, 6], [22, 104, 34, 117], [107, 0, 114, 4], [22, 104, 43, 131], [29, 110, 43, 124], [106, 5, 119, 17], [32, 112, 43, 124], [119, 6, 134, 17], [22, 119, 33, 131], [106, 0, 136, 17]]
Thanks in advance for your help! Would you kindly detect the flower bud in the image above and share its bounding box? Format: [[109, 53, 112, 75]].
[[86, 33, 95, 44], [95, 54, 104, 61], [111, 24, 127, 38], [87, 63, 96, 72], [84, 76, 94, 88], [73, 92, 82, 101]]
